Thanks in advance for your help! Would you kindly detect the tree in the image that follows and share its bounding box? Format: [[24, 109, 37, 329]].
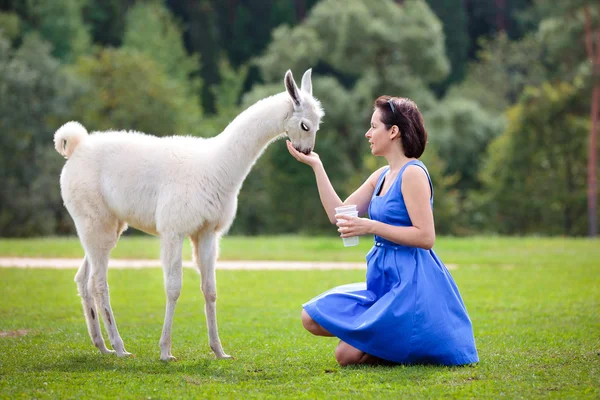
[[71, 47, 202, 136], [534, 0, 599, 235], [447, 33, 547, 114], [429, 32, 546, 189], [581, 3, 600, 237], [480, 81, 590, 235], [0, 32, 84, 236], [122, 1, 203, 131], [22, 0, 91, 63], [123, 1, 201, 92], [165, 0, 321, 113], [427, 96, 504, 192], [0, 11, 20, 41], [426, 0, 470, 89], [82, 0, 132, 47]]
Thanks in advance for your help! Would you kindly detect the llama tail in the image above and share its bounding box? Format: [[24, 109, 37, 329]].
[[54, 121, 88, 159]]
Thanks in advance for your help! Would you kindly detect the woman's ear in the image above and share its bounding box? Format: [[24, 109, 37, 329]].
[[390, 125, 400, 140]]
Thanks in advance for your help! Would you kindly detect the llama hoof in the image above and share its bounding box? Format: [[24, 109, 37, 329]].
[[99, 348, 116, 355], [117, 351, 134, 358], [160, 355, 177, 362], [216, 354, 234, 360]]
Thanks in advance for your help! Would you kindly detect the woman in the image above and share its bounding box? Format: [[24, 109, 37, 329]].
[[286, 96, 479, 366]]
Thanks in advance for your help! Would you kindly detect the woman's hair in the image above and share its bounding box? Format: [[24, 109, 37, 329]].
[[374, 96, 427, 158]]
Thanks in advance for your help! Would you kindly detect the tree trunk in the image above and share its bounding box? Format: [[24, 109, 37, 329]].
[[584, 5, 599, 237], [228, 0, 237, 26], [294, 0, 306, 21], [495, 0, 505, 33], [589, 84, 599, 237]]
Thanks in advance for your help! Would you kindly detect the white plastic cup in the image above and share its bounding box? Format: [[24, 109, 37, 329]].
[[335, 205, 359, 247]]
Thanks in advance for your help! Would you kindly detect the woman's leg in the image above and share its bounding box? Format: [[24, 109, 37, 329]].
[[301, 309, 334, 337], [335, 341, 388, 366], [301, 310, 390, 366]]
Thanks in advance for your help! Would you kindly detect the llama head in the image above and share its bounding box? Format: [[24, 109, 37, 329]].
[[283, 69, 324, 155]]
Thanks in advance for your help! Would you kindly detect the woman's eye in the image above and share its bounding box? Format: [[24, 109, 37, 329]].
[[301, 122, 309, 131]]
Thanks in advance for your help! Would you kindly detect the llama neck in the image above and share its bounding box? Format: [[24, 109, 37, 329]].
[[215, 92, 292, 186]]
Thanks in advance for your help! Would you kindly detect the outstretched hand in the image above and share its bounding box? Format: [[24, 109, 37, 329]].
[[286, 140, 321, 168], [335, 214, 374, 238]]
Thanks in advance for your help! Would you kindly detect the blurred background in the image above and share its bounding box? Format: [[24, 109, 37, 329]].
[[0, 0, 598, 238]]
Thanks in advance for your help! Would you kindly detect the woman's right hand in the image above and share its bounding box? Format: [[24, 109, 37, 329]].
[[286, 140, 322, 168]]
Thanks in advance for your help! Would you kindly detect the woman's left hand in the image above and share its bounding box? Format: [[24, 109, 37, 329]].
[[335, 215, 374, 238]]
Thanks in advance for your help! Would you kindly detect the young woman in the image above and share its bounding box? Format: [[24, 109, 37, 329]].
[[286, 96, 479, 366]]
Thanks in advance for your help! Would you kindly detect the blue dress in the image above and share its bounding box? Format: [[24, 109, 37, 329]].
[[303, 160, 479, 366]]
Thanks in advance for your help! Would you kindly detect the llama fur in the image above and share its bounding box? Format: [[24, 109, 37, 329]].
[[54, 69, 324, 361]]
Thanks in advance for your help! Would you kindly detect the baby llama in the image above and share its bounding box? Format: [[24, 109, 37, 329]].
[[54, 69, 324, 361]]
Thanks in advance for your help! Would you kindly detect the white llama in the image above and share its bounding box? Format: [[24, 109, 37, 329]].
[[54, 69, 324, 361]]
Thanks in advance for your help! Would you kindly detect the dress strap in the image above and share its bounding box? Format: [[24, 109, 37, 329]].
[[399, 160, 434, 202], [374, 166, 390, 197]]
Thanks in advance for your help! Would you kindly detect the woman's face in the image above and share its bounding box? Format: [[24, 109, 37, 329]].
[[365, 108, 393, 156]]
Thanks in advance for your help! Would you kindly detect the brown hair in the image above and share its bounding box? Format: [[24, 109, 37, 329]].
[[374, 96, 427, 158]]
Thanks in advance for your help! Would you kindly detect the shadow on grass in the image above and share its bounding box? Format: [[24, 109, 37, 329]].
[[32, 353, 221, 374], [33, 351, 469, 378]]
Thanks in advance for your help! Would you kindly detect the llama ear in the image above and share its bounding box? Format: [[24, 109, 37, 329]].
[[300, 69, 312, 95], [285, 70, 302, 108]]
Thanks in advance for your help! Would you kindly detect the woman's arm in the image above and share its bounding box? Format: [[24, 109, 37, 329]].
[[340, 167, 387, 219], [336, 165, 436, 250], [286, 141, 383, 224]]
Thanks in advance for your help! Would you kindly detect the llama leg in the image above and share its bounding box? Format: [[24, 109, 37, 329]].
[[191, 231, 232, 359], [158, 234, 184, 361], [74, 256, 113, 354], [87, 244, 131, 357]]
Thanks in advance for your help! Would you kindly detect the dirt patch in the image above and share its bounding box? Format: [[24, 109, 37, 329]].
[[0, 329, 30, 337], [0, 257, 457, 270]]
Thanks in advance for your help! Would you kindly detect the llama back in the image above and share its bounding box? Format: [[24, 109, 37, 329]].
[[57, 126, 229, 235]]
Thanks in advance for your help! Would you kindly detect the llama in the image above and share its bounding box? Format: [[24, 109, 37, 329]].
[[54, 69, 324, 361]]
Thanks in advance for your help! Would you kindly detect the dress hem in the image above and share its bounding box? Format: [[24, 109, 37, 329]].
[[302, 304, 479, 366]]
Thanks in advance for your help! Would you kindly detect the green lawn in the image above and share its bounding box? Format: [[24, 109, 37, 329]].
[[1, 235, 599, 265], [0, 237, 599, 398]]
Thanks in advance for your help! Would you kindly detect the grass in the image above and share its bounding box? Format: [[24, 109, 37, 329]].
[[1, 235, 599, 265], [0, 236, 599, 398]]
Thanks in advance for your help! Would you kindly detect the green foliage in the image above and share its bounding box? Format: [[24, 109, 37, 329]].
[[194, 57, 250, 138], [447, 33, 548, 114], [0, 0, 593, 237], [427, 96, 504, 192], [0, 11, 21, 41], [0, 32, 83, 237], [23, 0, 91, 63], [480, 81, 592, 235], [534, 1, 598, 81], [427, 0, 470, 87], [258, 0, 449, 90], [254, 24, 324, 83], [82, 0, 128, 46], [123, 2, 201, 91], [216, 0, 309, 67], [121, 1, 204, 134], [419, 146, 461, 235], [71, 47, 202, 136]]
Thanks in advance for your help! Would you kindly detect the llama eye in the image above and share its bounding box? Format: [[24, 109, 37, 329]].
[[300, 122, 309, 131]]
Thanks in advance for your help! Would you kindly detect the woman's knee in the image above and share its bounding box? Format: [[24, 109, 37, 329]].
[[335, 341, 365, 366], [301, 309, 319, 334]]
